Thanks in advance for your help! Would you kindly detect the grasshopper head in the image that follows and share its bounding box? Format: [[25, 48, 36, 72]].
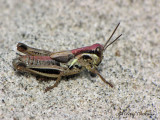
[[92, 23, 122, 65], [71, 23, 122, 67]]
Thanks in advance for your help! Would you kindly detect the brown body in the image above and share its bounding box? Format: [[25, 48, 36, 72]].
[[13, 23, 122, 92]]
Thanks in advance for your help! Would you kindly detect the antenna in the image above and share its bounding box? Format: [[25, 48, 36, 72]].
[[103, 23, 122, 51]]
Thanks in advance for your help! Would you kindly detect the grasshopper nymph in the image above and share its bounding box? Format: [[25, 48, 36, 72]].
[[13, 23, 122, 92]]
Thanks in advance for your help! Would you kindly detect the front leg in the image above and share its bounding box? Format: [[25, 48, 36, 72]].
[[86, 65, 113, 88], [17, 43, 52, 56]]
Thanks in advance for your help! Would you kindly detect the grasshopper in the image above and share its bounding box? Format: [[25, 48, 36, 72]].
[[13, 23, 122, 92]]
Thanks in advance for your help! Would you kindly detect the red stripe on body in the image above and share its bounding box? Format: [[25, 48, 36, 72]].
[[71, 43, 103, 55]]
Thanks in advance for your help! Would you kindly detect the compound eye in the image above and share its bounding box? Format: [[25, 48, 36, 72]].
[[95, 47, 101, 57], [95, 47, 100, 53]]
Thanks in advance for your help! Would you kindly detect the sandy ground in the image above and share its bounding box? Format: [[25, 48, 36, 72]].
[[0, 0, 160, 119]]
